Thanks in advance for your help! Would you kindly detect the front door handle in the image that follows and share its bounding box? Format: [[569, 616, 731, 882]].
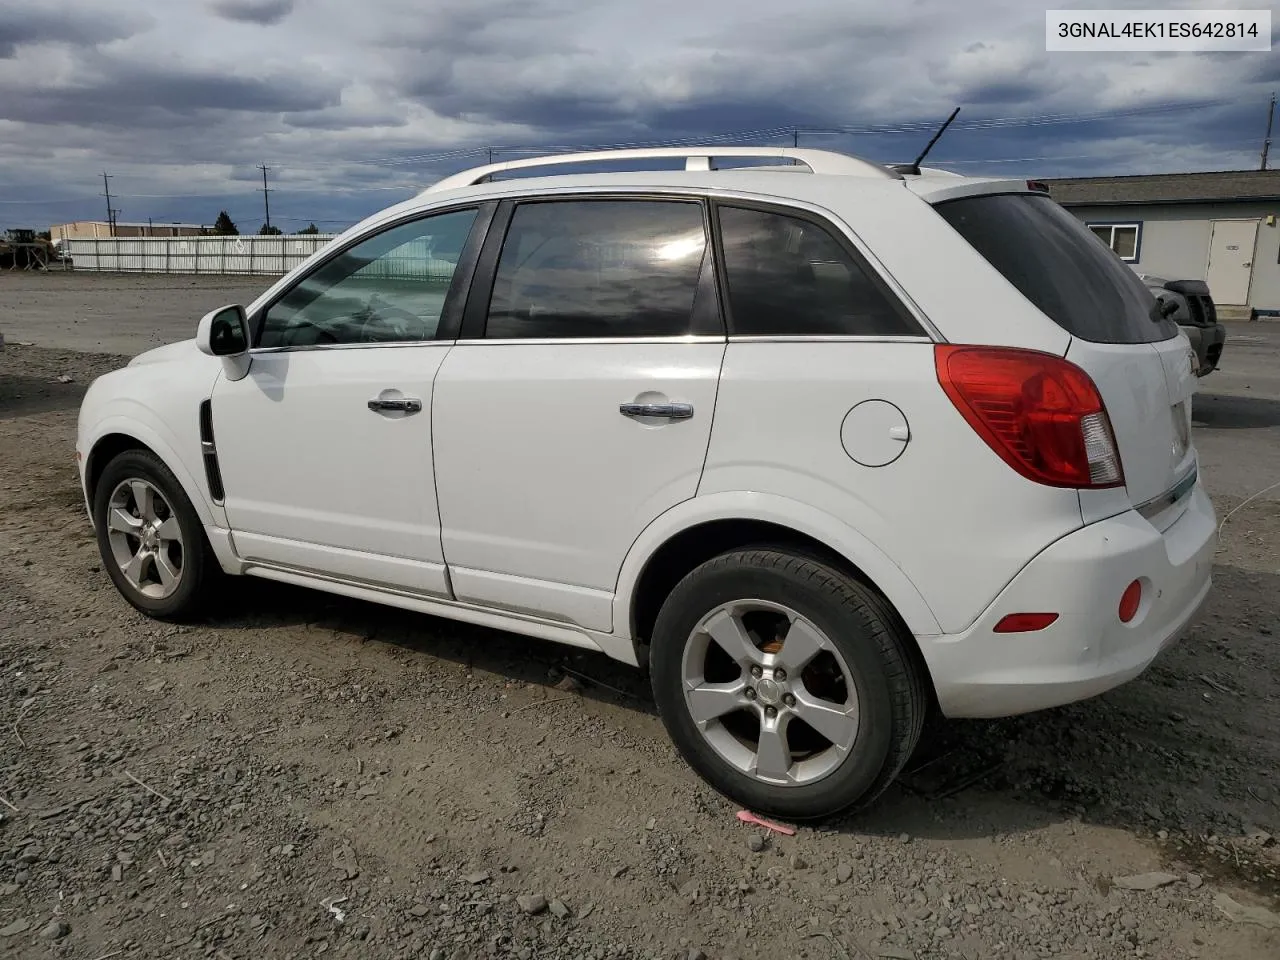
[[619, 402, 694, 420], [368, 397, 422, 414]]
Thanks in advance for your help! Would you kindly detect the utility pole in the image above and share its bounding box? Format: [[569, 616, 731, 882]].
[[258, 163, 272, 231], [101, 172, 114, 237], [792, 129, 799, 148], [147, 216, 153, 237], [1262, 92, 1276, 171]]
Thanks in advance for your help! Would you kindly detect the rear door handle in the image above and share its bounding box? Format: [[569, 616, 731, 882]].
[[368, 397, 422, 414], [619, 402, 694, 420]]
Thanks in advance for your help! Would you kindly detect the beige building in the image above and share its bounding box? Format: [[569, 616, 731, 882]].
[[50, 220, 208, 242]]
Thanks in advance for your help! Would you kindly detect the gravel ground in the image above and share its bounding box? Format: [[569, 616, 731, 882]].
[[0, 272, 271, 356], [1, 275, 1278, 959]]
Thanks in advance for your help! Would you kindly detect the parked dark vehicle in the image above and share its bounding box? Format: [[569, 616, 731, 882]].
[[1140, 274, 1227, 376]]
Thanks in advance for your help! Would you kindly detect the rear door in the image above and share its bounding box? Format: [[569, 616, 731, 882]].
[[431, 196, 725, 632], [935, 192, 1191, 512]]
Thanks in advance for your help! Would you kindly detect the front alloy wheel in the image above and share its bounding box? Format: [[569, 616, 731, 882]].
[[93, 449, 216, 620], [104, 478, 185, 600]]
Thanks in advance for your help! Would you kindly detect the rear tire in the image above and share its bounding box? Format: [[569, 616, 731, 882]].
[[650, 548, 926, 820], [93, 449, 217, 621]]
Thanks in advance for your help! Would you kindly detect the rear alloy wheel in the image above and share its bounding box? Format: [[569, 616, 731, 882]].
[[94, 449, 215, 620], [650, 549, 926, 820]]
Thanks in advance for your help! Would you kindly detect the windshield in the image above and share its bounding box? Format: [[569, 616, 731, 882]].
[[935, 192, 1178, 345]]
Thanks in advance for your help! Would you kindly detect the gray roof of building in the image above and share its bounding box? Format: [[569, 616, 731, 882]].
[[1043, 169, 1280, 206]]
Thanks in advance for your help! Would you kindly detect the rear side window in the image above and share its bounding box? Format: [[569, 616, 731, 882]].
[[935, 193, 1176, 344], [486, 199, 707, 339], [716, 205, 917, 337]]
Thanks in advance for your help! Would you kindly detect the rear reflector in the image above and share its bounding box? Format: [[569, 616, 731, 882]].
[[1026, 180, 1050, 193], [994, 612, 1059, 633], [935, 345, 1125, 489], [1119, 580, 1142, 623]]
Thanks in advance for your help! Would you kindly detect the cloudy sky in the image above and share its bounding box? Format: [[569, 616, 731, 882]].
[[1, 0, 1275, 233]]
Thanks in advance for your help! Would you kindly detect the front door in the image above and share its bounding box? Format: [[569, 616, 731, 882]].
[[1206, 219, 1258, 306], [212, 206, 485, 596], [432, 197, 725, 632]]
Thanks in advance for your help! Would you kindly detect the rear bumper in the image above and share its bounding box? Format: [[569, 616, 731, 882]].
[[922, 483, 1217, 718], [1181, 323, 1227, 375]]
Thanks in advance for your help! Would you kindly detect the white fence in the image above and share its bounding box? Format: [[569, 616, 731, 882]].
[[61, 235, 339, 275]]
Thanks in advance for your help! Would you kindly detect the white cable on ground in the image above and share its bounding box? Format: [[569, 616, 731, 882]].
[[1218, 478, 1280, 538]]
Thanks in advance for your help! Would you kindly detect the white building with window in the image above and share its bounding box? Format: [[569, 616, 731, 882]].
[[1043, 170, 1280, 319]]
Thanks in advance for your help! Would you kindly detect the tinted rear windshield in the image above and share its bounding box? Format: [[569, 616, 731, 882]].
[[935, 192, 1177, 344]]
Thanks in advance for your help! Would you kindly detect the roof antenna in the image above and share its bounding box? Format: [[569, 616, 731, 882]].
[[895, 106, 961, 175]]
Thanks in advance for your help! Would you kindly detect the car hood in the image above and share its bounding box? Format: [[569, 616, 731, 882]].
[[128, 339, 200, 367]]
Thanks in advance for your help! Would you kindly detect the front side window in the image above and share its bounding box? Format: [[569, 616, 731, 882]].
[[485, 199, 707, 339], [716, 205, 916, 337], [1088, 222, 1141, 261], [258, 208, 479, 348]]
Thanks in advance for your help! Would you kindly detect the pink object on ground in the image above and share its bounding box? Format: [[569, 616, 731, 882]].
[[736, 810, 796, 835]]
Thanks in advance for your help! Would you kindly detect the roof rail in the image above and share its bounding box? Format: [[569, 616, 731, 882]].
[[422, 146, 903, 194]]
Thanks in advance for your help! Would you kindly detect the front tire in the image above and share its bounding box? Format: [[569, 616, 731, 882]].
[[650, 548, 926, 820], [93, 449, 216, 620]]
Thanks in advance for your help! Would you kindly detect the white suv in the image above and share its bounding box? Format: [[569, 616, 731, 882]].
[[76, 147, 1216, 819]]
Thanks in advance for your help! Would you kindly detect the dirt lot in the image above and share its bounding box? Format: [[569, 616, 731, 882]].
[[1, 272, 1278, 960]]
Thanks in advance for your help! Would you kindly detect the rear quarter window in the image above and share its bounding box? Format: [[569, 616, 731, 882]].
[[716, 204, 921, 338], [935, 193, 1178, 345]]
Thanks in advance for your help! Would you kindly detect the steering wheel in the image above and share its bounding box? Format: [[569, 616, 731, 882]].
[[281, 318, 340, 347], [358, 294, 427, 343]]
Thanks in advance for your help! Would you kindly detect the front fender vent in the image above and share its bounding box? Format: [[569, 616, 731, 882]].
[[199, 400, 225, 503]]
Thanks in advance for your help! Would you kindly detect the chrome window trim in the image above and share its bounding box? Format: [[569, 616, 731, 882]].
[[249, 340, 454, 356], [1135, 463, 1198, 521], [451, 335, 727, 346], [250, 333, 933, 352], [726, 334, 933, 344]]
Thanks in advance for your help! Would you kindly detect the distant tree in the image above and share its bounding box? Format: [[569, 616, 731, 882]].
[[296, 222, 320, 235], [212, 211, 239, 235], [37, 230, 51, 241], [258, 224, 283, 235]]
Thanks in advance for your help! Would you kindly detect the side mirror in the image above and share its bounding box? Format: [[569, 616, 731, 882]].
[[196, 305, 252, 381], [197, 304, 250, 356]]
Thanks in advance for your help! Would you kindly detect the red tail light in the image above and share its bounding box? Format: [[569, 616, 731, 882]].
[[935, 345, 1124, 489]]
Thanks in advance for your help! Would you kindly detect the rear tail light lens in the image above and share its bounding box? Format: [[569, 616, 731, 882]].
[[935, 345, 1125, 489]]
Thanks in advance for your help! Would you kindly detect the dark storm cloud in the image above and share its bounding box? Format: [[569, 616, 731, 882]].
[[379, 0, 572, 55], [207, 0, 296, 26], [284, 108, 410, 130], [4, 60, 341, 127], [0, 7, 147, 57], [961, 79, 1061, 107]]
